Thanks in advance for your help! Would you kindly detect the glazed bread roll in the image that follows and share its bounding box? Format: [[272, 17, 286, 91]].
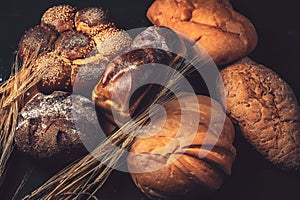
[[147, 0, 258, 65], [92, 26, 185, 135], [127, 93, 236, 199], [93, 48, 176, 132], [217, 57, 300, 171], [15, 91, 100, 162]]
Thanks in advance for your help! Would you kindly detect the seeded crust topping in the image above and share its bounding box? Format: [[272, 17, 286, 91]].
[[54, 30, 96, 60], [18, 5, 133, 96], [75, 7, 116, 36], [18, 25, 56, 61], [93, 28, 132, 58], [41, 4, 77, 32], [32, 52, 72, 94]]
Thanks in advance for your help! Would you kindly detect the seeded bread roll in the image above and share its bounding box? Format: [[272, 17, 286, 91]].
[[93, 28, 132, 59], [128, 93, 236, 199], [17, 25, 56, 62], [31, 52, 72, 95], [71, 60, 107, 97], [54, 30, 96, 60], [15, 91, 100, 162], [15, 5, 133, 98], [41, 4, 77, 33], [217, 57, 300, 171], [147, 0, 258, 65], [75, 7, 116, 36]]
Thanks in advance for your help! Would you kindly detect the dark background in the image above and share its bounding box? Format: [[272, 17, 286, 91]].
[[0, 0, 299, 199]]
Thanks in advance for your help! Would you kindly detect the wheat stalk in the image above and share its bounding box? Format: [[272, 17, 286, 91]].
[[0, 46, 49, 183], [21, 48, 208, 200]]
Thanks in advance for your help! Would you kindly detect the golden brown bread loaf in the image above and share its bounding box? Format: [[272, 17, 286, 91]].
[[127, 93, 236, 199], [217, 57, 300, 171], [147, 0, 258, 65]]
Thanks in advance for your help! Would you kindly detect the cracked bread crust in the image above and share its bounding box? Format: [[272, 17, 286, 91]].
[[217, 57, 300, 171], [147, 0, 258, 65]]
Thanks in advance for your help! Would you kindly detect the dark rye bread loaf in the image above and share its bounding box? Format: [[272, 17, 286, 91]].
[[15, 91, 101, 162], [217, 57, 300, 171], [147, 0, 258, 65]]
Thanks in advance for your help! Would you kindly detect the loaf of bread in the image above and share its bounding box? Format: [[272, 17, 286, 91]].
[[13, 5, 133, 161], [127, 93, 236, 199], [147, 0, 258, 65], [217, 57, 300, 171], [15, 91, 100, 162], [92, 26, 185, 135], [17, 5, 132, 98]]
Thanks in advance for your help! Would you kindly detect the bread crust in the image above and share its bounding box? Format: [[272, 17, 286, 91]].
[[75, 7, 116, 36], [17, 25, 56, 61], [217, 57, 300, 170], [127, 93, 236, 199], [147, 0, 258, 65], [15, 91, 100, 161], [41, 5, 76, 33]]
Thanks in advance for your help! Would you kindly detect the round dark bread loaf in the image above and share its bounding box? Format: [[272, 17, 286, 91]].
[[217, 57, 300, 171], [75, 7, 116, 36], [92, 48, 177, 134], [54, 30, 96, 60], [31, 52, 72, 95]]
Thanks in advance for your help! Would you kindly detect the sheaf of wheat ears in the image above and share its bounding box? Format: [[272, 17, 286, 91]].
[[22, 50, 206, 200]]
